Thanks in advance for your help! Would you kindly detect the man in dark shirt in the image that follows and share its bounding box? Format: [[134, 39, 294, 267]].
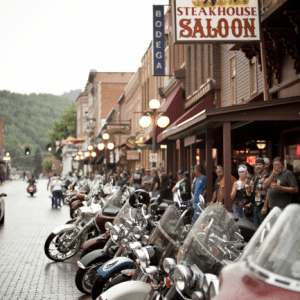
[[150, 168, 160, 197]]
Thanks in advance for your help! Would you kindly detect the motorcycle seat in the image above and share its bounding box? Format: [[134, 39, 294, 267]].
[[102, 204, 120, 217]]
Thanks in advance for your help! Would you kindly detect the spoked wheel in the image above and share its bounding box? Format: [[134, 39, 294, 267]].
[[44, 228, 81, 261], [75, 264, 103, 295]]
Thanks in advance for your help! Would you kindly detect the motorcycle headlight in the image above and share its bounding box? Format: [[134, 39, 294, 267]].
[[132, 225, 142, 240], [203, 274, 218, 294], [134, 246, 156, 271], [105, 222, 113, 231], [128, 241, 142, 252], [173, 265, 194, 292], [163, 258, 177, 275], [124, 220, 134, 231], [134, 248, 148, 270], [141, 235, 150, 245], [145, 266, 159, 277], [121, 238, 129, 249], [110, 225, 121, 243]]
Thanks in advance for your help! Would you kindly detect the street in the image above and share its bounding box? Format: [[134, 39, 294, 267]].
[[0, 179, 91, 300]]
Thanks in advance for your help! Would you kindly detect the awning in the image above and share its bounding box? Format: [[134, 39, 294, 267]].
[[161, 96, 300, 141], [143, 86, 185, 144], [158, 93, 215, 143]]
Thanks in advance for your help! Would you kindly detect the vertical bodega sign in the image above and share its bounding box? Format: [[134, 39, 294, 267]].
[[153, 5, 165, 75], [172, 0, 260, 43]]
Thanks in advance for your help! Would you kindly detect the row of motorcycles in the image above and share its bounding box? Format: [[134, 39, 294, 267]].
[[43, 175, 300, 300]]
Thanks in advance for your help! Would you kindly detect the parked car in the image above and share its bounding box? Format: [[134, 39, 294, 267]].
[[0, 193, 6, 224]]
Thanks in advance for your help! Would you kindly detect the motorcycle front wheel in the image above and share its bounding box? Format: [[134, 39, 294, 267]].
[[44, 229, 81, 262]]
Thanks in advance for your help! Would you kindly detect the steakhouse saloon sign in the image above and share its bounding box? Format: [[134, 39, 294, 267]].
[[172, 0, 260, 43]]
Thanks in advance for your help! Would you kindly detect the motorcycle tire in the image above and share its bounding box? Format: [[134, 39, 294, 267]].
[[91, 271, 130, 300], [44, 229, 81, 262], [30, 193, 34, 196], [75, 264, 103, 295]]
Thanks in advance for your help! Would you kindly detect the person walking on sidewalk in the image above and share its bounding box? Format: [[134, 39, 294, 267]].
[[52, 176, 63, 208]]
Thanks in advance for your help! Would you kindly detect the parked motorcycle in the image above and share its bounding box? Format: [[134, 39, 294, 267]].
[[96, 203, 193, 300], [27, 184, 37, 197], [44, 185, 128, 262], [77, 189, 152, 296]]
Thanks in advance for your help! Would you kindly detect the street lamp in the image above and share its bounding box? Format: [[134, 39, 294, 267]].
[[139, 99, 170, 168], [98, 132, 115, 182], [85, 146, 96, 178]]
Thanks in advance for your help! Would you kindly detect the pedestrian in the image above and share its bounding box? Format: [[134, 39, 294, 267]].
[[215, 166, 237, 204], [178, 171, 192, 205], [51, 175, 63, 208], [141, 169, 153, 192], [172, 170, 185, 201], [159, 171, 170, 199], [210, 165, 224, 204], [263, 157, 271, 173], [150, 168, 160, 197], [47, 173, 57, 207], [262, 157, 298, 211], [248, 157, 270, 226], [191, 165, 207, 224], [23, 171, 26, 181], [168, 171, 176, 199], [230, 165, 252, 220], [130, 167, 142, 189], [190, 166, 196, 198]]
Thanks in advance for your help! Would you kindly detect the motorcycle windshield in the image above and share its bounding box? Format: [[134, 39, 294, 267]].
[[239, 206, 281, 262], [177, 204, 240, 274], [101, 188, 123, 211], [113, 200, 137, 226], [148, 205, 185, 270], [248, 204, 300, 286]]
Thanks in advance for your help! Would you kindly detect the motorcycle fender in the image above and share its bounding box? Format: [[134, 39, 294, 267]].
[[100, 281, 151, 300], [52, 224, 79, 235], [81, 235, 108, 252], [79, 249, 110, 269], [72, 202, 83, 210], [97, 257, 135, 279]]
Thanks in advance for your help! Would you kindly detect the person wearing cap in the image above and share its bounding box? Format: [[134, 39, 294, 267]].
[[178, 171, 192, 204], [141, 169, 153, 192], [210, 165, 224, 205], [159, 171, 170, 199], [172, 170, 185, 201], [230, 165, 252, 220], [248, 157, 270, 226], [262, 157, 298, 211], [263, 157, 271, 173]]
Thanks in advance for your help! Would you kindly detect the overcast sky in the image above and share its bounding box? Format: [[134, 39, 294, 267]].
[[0, 0, 169, 96]]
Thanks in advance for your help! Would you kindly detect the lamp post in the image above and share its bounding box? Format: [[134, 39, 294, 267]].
[[84, 145, 96, 179], [139, 99, 170, 168], [98, 133, 114, 182]]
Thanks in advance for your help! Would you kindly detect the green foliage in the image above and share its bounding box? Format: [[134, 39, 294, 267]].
[[42, 157, 54, 174], [60, 89, 82, 101], [48, 102, 77, 160], [0, 90, 73, 170]]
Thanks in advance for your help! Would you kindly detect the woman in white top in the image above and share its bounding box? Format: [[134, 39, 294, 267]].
[[52, 176, 63, 208]]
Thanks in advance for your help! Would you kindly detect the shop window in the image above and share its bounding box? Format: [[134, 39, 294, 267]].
[[249, 57, 257, 95], [230, 55, 237, 105]]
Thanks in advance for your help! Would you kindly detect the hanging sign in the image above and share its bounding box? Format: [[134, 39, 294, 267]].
[[172, 0, 260, 43], [126, 136, 136, 149], [153, 5, 165, 75], [149, 153, 158, 163]]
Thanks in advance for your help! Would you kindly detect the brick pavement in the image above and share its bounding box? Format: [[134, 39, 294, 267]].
[[0, 179, 91, 300]]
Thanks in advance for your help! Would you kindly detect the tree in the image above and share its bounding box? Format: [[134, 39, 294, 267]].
[[33, 148, 43, 178], [48, 102, 77, 160], [42, 157, 54, 174]]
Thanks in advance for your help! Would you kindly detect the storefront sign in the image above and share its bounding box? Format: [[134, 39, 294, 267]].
[[172, 0, 260, 43], [106, 123, 131, 135], [127, 150, 140, 161], [126, 136, 136, 149], [153, 5, 165, 75], [135, 134, 148, 149]]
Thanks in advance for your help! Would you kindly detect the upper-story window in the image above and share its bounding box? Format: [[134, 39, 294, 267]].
[[83, 106, 88, 117], [249, 57, 258, 95], [230, 55, 237, 105]]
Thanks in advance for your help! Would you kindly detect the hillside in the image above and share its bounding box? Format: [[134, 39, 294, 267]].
[[60, 89, 82, 101], [0, 90, 74, 170]]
